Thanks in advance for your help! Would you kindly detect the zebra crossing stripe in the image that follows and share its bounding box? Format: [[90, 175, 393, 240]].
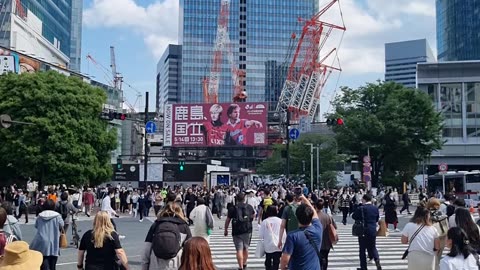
[[209, 224, 413, 270]]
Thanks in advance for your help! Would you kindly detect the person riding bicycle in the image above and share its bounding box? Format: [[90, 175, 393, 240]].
[[55, 192, 79, 235]]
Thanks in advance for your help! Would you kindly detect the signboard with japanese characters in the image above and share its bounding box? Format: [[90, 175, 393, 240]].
[[163, 102, 268, 147]]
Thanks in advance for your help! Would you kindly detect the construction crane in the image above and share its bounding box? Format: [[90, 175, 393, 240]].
[[86, 48, 141, 113], [276, 0, 346, 121], [203, 0, 245, 103]]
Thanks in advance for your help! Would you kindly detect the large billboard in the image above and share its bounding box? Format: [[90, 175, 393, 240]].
[[164, 102, 268, 147]]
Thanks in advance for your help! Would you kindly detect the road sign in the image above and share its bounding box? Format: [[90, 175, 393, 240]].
[[289, 128, 300, 140], [363, 156, 371, 163], [145, 121, 157, 134], [438, 163, 448, 173], [0, 114, 11, 129]]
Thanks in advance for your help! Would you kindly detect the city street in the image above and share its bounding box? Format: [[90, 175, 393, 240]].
[[16, 209, 422, 270]]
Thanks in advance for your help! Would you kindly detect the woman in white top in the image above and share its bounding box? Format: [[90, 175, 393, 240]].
[[440, 227, 479, 270], [259, 205, 286, 270], [401, 205, 440, 270]]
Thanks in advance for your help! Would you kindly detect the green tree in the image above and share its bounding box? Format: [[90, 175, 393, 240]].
[[329, 81, 444, 187], [0, 71, 117, 186], [257, 133, 343, 188]]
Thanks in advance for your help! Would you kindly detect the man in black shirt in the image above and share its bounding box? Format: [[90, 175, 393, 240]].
[[184, 188, 197, 225], [224, 193, 255, 270]]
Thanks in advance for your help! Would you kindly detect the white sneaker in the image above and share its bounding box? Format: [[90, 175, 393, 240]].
[[129, 211, 132, 215], [394, 229, 400, 232], [119, 235, 126, 239], [140, 219, 143, 222]]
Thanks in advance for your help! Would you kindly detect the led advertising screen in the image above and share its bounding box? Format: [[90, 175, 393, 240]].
[[164, 102, 268, 147]]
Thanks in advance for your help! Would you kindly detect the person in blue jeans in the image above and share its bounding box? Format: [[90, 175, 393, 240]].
[[352, 194, 382, 270], [280, 195, 322, 270]]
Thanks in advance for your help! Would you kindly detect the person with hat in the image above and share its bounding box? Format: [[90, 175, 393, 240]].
[[0, 241, 43, 269]]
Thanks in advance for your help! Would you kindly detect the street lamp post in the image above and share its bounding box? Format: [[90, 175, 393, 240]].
[[316, 145, 320, 189], [305, 143, 314, 193]]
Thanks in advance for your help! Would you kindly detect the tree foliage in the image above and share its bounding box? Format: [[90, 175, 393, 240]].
[[329, 81, 444, 187], [257, 133, 343, 188], [0, 71, 117, 186]]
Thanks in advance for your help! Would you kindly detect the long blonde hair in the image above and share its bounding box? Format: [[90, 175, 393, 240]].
[[158, 202, 186, 222], [93, 211, 115, 248]]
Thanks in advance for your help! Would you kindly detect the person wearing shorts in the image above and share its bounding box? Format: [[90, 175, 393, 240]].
[[225, 193, 255, 270]]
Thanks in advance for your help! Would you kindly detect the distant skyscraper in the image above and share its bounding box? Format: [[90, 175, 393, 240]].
[[179, 0, 318, 104], [69, 0, 83, 72], [156, 44, 182, 114], [0, 0, 75, 68], [385, 39, 435, 88], [265, 60, 288, 111], [436, 0, 480, 61]]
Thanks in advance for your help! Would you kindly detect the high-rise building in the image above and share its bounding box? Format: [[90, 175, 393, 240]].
[[385, 39, 435, 88], [436, 0, 480, 61], [156, 44, 182, 114], [265, 60, 288, 111], [417, 61, 480, 170], [69, 0, 83, 72], [0, 0, 74, 68], [179, 0, 318, 104]]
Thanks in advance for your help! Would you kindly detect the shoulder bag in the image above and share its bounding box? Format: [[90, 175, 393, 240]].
[[304, 230, 321, 264], [352, 206, 365, 237], [401, 224, 425, 259], [328, 218, 339, 245]]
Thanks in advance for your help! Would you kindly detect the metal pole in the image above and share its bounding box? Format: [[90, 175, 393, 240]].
[[144, 92, 149, 183], [286, 111, 290, 179], [310, 144, 313, 192], [316, 146, 320, 189]]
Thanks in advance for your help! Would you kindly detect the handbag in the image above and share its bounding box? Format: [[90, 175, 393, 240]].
[[254, 240, 265, 258], [59, 231, 68, 248], [352, 206, 365, 237], [401, 224, 425, 259], [328, 222, 338, 245]]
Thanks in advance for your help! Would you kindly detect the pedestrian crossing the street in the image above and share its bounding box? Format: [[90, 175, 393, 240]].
[[209, 223, 411, 270]]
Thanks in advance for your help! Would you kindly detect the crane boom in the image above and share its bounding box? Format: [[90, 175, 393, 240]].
[[203, 0, 245, 103]]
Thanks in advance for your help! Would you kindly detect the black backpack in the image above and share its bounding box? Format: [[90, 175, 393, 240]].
[[59, 203, 68, 220], [152, 220, 182, 260], [233, 204, 252, 235]]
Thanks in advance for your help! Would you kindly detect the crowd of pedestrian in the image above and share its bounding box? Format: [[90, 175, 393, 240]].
[[0, 181, 479, 270]]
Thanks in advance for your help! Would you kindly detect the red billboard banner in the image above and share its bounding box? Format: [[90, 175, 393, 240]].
[[164, 102, 268, 147]]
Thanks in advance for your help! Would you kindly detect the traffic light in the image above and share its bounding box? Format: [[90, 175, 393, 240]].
[[100, 111, 127, 121], [116, 158, 123, 170], [326, 118, 344, 126], [179, 161, 185, 171]]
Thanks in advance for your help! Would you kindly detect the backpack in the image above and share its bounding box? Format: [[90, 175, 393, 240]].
[[233, 204, 253, 235], [286, 204, 299, 232], [59, 203, 68, 220], [152, 220, 182, 260], [431, 210, 449, 237], [0, 231, 17, 256]]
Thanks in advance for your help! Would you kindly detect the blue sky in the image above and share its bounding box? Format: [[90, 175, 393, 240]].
[[81, 0, 436, 114]]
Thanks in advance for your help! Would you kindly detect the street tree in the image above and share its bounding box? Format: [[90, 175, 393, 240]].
[[257, 133, 343, 188], [0, 71, 117, 186], [329, 81, 444, 187]]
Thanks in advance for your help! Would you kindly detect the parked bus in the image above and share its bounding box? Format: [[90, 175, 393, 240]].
[[428, 171, 480, 199]]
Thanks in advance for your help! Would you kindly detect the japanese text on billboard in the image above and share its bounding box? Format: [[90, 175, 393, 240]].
[[163, 102, 267, 147]]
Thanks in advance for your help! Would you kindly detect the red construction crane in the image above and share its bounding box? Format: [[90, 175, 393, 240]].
[[203, 0, 245, 103], [277, 0, 346, 120]]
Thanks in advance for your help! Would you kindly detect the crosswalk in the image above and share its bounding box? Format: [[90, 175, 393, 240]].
[[209, 223, 410, 270]]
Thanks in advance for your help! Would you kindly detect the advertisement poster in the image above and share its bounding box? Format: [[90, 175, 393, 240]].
[[164, 102, 268, 147], [0, 47, 40, 74]]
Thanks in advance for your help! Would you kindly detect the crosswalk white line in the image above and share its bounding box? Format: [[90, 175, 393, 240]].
[[208, 224, 414, 270]]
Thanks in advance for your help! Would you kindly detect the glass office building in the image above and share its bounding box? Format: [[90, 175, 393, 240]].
[[179, 0, 318, 104], [0, 0, 73, 61], [69, 0, 82, 72], [436, 0, 480, 61]]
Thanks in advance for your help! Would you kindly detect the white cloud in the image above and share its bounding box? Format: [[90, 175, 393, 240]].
[[319, 0, 436, 75], [84, 0, 179, 58]]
